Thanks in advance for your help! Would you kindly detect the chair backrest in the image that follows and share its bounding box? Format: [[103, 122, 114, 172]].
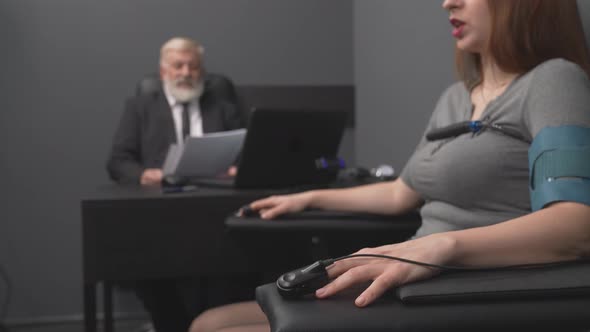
[[236, 85, 355, 127], [135, 73, 161, 96], [136, 72, 248, 126], [135, 74, 355, 128], [135, 72, 239, 101]]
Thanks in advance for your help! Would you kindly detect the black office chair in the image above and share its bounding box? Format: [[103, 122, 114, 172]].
[[136, 72, 248, 127], [137, 72, 234, 98]]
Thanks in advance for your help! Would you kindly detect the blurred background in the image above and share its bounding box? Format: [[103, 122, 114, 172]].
[[0, 0, 588, 330]]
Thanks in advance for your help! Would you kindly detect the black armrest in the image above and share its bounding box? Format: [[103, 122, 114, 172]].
[[225, 210, 421, 232], [397, 261, 590, 304], [256, 262, 590, 332]]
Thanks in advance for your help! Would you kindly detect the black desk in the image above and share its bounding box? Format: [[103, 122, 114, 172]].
[[82, 184, 421, 332], [225, 210, 420, 262]]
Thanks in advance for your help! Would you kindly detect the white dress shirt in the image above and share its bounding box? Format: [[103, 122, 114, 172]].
[[163, 87, 203, 145]]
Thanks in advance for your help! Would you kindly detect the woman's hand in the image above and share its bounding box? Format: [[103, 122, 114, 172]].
[[248, 191, 315, 219], [315, 234, 457, 307]]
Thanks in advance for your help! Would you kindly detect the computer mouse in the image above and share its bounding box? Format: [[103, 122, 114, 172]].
[[239, 205, 261, 218], [276, 260, 331, 299]]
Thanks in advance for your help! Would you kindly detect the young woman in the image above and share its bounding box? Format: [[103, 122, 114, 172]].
[[190, 1, 590, 331]]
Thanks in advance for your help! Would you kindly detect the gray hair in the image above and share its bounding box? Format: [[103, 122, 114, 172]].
[[159, 37, 204, 67]]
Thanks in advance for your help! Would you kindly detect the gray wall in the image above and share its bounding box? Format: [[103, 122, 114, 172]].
[[579, 1, 590, 48], [0, 0, 353, 322], [354, 1, 455, 170]]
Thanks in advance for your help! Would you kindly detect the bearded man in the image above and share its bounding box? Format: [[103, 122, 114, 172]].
[[107, 37, 243, 185], [105, 38, 251, 332]]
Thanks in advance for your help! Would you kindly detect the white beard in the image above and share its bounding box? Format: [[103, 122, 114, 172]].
[[164, 78, 204, 103]]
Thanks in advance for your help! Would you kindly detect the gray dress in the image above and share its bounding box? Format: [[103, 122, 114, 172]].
[[400, 58, 590, 238]]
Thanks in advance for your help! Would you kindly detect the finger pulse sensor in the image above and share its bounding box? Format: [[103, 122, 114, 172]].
[[276, 260, 330, 299]]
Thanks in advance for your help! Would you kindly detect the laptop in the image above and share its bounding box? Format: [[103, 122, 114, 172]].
[[194, 108, 348, 189]]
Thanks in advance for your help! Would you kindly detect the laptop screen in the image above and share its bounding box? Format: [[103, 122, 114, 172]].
[[234, 108, 347, 189]]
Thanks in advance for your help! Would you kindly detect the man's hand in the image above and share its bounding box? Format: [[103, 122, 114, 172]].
[[140, 168, 163, 186], [227, 166, 238, 177]]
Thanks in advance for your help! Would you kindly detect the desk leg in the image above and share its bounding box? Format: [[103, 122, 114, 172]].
[[103, 281, 114, 332], [84, 283, 97, 332]]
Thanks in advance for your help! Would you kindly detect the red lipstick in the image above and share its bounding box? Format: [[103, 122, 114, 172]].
[[450, 18, 465, 38]]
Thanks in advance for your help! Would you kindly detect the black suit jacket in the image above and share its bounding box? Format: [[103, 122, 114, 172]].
[[106, 85, 243, 184]]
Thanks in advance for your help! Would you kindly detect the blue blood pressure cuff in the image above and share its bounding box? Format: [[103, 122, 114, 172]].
[[529, 125, 590, 211]]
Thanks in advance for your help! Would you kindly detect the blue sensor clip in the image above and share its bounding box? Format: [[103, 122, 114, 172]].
[[468, 121, 483, 133]]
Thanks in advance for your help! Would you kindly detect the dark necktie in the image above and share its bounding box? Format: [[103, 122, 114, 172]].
[[181, 102, 191, 141]]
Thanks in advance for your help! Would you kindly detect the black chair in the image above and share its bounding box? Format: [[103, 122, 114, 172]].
[[136, 73, 235, 99], [136, 72, 248, 126], [256, 261, 590, 331]]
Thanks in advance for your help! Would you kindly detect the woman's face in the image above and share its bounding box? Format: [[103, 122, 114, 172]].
[[442, 0, 492, 54]]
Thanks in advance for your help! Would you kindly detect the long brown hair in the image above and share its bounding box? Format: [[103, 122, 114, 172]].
[[456, 0, 590, 89]]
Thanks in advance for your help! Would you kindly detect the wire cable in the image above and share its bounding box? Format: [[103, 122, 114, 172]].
[[320, 254, 581, 272], [425, 120, 531, 144]]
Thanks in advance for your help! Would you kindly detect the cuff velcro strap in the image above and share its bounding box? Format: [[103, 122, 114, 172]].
[[529, 126, 590, 211]]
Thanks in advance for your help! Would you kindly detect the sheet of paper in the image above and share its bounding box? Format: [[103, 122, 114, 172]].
[[175, 128, 246, 177], [162, 143, 182, 176]]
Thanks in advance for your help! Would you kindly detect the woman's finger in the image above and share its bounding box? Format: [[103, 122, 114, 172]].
[[250, 196, 281, 210], [260, 204, 290, 219], [325, 256, 374, 279], [316, 264, 383, 299], [354, 271, 401, 307]]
